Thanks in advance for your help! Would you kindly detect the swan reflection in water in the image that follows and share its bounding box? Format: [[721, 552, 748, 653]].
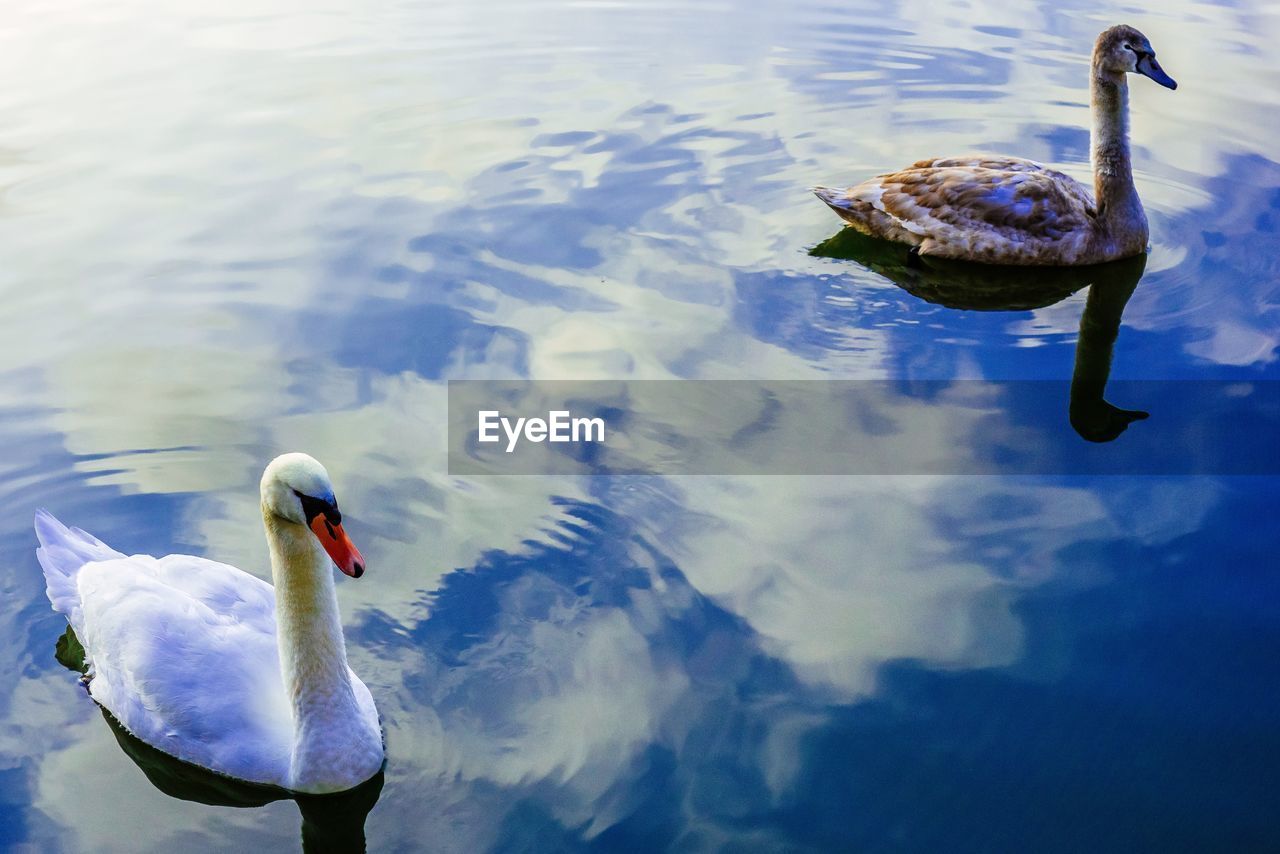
[[811, 229, 1149, 443], [55, 627, 382, 854]]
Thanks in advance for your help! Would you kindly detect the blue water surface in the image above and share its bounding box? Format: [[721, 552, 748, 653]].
[[0, 0, 1277, 850]]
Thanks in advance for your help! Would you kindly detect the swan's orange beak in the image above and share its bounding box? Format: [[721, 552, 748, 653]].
[[310, 515, 366, 578]]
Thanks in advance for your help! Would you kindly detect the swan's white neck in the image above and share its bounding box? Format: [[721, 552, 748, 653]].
[[262, 509, 364, 791], [1090, 68, 1146, 245]]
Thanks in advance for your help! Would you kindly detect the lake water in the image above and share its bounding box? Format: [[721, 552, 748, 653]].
[[2, 0, 1278, 851]]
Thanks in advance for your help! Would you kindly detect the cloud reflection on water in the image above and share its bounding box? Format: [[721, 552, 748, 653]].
[[0, 0, 1276, 849]]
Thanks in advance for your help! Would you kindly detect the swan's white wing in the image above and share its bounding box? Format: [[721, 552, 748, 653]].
[[74, 552, 296, 788], [35, 510, 124, 639]]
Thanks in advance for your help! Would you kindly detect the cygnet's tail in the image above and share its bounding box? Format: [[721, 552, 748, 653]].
[[812, 186, 873, 228]]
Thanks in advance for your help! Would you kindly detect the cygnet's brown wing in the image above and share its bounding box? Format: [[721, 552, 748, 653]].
[[817, 155, 1097, 264]]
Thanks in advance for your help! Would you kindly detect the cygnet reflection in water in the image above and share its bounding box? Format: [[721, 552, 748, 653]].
[[811, 229, 1149, 442]]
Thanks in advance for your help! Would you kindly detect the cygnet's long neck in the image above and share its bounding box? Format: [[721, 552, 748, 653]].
[[262, 508, 361, 787], [1090, 67, 1144, 236]]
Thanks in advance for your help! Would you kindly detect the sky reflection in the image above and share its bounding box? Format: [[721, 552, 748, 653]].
[[0, 0, 1277, 850]]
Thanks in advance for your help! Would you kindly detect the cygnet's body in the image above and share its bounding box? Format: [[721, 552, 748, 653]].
[[814, 25, 1177, 266]]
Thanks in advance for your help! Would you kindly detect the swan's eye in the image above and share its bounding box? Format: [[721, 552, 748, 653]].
[[292, 489, 340, 525]]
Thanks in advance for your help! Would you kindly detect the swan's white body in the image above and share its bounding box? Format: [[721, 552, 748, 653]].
[[35, 455, 384, 794]]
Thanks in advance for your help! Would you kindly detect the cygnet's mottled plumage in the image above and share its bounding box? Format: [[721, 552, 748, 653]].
[[815, 25, 1177, 266]]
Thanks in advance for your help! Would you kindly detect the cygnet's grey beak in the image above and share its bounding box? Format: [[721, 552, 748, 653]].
[[1137, 53, 1177, 90]]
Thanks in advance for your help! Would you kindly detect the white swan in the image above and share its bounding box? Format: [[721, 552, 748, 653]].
[[36, 453, 384, 795], [813, 25, 1178, 265]]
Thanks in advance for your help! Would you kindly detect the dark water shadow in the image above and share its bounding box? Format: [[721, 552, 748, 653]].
[[1067, 260, 1148, 442], [812, 228, 1122, 311], [812, 229, 1148, 442], [56, 628, 383, 854]]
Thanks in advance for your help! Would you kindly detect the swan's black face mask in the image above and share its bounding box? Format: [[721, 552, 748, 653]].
[[294, 490, 341, 527], [293, 490, 365, 578]]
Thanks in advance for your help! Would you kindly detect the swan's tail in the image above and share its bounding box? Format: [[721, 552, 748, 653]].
[[35, 510, 123, 635]]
